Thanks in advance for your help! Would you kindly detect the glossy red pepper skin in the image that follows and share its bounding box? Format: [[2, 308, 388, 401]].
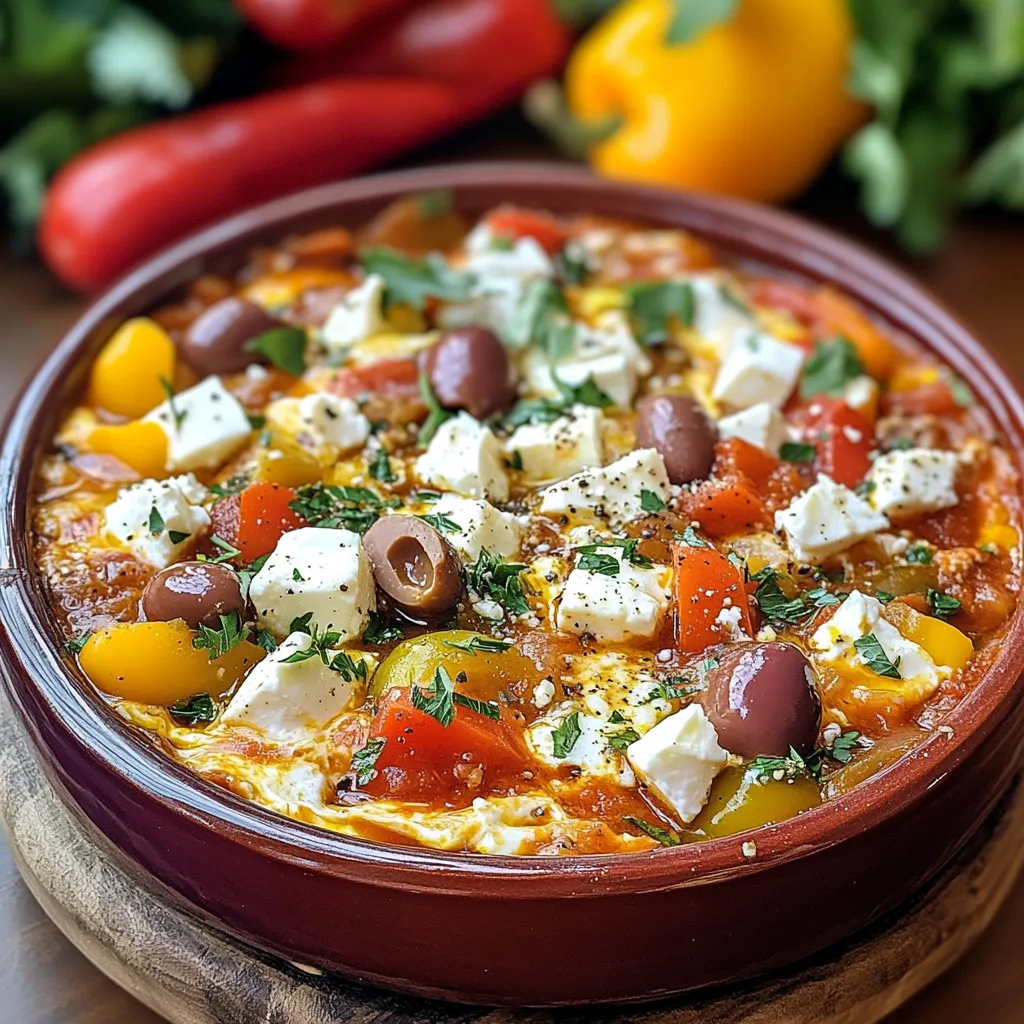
[[234, 0, 411, 51], [806, 397, 874, 488], [275, 0, 573, 116], [38, 79, 462, 293]]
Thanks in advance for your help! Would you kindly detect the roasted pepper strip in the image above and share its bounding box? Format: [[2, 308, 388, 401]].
[[674, 544, 752, 653]]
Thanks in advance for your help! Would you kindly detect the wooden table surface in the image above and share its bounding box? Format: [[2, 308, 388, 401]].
[[2, 120, 1024, 1022]]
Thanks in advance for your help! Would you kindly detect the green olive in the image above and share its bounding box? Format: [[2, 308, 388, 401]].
[[369, 630, 541, 705], [688, 766, 822, 839]]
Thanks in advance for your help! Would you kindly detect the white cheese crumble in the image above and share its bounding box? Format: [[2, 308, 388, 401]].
[[415, 412, 510, 502], [267, 392, 370, 457], [430, 494, 522, 563], [321, 274, 387, 352], [505, 404, 604, 483], [712, 331, 805, 410], [866, 448, 960, 518], [717, 401, 787, 454]]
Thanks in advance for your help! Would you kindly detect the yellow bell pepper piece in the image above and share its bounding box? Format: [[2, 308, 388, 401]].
[[87, 318, 176, 419], [241, 267, 353, 309], [88, 421, 169, 479], [884, 602, 973, 675], [80, 620, 264, 706], [573, 286, 624, 320], [564, 0, 865, 203], [255, 442, 322, 487], [978, 523, 1018, 551]]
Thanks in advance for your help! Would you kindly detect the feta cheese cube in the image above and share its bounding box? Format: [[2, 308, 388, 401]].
[[626, 705, 728, 823], [415, 412, 509, 502], [321, 274, 387, 353], [249, 527, 375, 640], [712, 332, 805, 410], [145, 375, 252, 473], [774, 475, 888, 561], [556, 547, 671, 642], [265, 392, 370, 458], [505, 404, 604, 482], [521, 310, 652, 408], [431, 494, 522, 563], [867, 448, 960, 518], [221, 631, 374, 741], [527, 702, 632, 783], [539, 448, 670, 528], [717, 401, 787, 454], [842, 374, 880, 418], [690, 275, 758, 356], [104, 474, 211, 568], [810, 590, 945, 702]]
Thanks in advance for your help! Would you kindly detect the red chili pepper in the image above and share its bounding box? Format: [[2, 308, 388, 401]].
[[38, 79, 463, 293], [274, 0, 574, 117], [234, 0, 412, 51]]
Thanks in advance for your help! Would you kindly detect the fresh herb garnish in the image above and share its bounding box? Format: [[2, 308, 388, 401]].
[[417, 512, 462, 534], [167, 529, 191, 545], [247, 413, 266, 430], [64, 633, 91, 655], [606, 726, 641, 751], [237, 553, 270, 602], [641, 487, 667, 513], [624, 280, 695, 346], [282, 622, 369, 683], [574, 537, 652, 569], [362, 611, 404, 645], [289, 483, 399, 533], [853, 633, 902, 679], [647, 678, 700, 701], [875, 590, 896, 604], [468, 549, 531, 616], [799, 337, 864, 398], [752, 568, 811, 625], [168, 692, 218, 726], [159, 377, 187, 430], [551, 711, 582, 758], [577, 551, 621, 576], [506, 449, 523, 471], [503, 278, 576, 356], [780, 441, 816, 463], [551, 370, 614, 409], [350, 738, 386, 786], [676, 524, 711, 548], [418, 369, 455, 445], [210, 534, 242, 563], [556, 241, 589, 286], [889, 437, 914, 451], [443, 635, 513, 654], [361, 248, 474, 310], [499, 396, 568, 429], [245, 326, 308, 376], [829, 730, 862, 764], [254, 629, 278, 653], [411, 665, 500, 726], [928, 588, 962, 619], [623, 815, 680, 847], [192, 612, 250, 661], [368, 447, 396, 483], [409, 490, 443, 503], [950, 375, 973, 408], [148, 506, 165, 534], [750, 729, 862, 782], [905, 544, 933, 564], [209, 475, 249, 499], [292, 568, 304, 582], [417, 188, 453, 218]]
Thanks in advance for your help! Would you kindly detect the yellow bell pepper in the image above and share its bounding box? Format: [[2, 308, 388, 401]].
[[563, 0, 866, 203], [241, 267, 354, 309], [88, 421, 169, 479], [80, 620, 264, 706], [87, 317, 176, 419], [883, 601, 974, 675]]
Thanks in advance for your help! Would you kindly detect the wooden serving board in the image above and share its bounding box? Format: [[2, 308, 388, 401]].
[[1, 694, 1021, 1024]]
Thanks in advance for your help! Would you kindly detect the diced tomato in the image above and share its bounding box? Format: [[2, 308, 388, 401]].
[[674, 545, 753, 653], [327, 357, 420, 400], [678, 476, 769, 538], [712, 437, 779, 489], [361, 688, 530, 804], [881, 381, 960, 418], [806, 397, 873, 489], [747, 277, 818, 324], [236, 482, 304, 562], [485, 208, 567, 255]]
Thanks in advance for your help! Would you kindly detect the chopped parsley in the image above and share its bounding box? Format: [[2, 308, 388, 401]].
[[647, 678, 699, 701], [209, 475, 249, 499], [799, 337, 864, 398], [289, 483, 399, 533], [551, 370, 614, 409], [752, 568, 842, 624], [606, 726, 641, 751], [210, 534, 242, 563], [292, 568, 304, 582], [350, 738, 386, 786], [244, 326, 308, 376], [254, 629, 278, 653], [362, 612, 404, 645], [443, 635, 513, 654], [506, 450, 524, 471], [623, 816, 680, 847], [676, 524, 711, 548], [550, 711, 582, 758], [159, 377, 187, 430], [875, 590, 896, 604], [574, 537, 652, 569], [417, 512, 462, 534], [168, 692, 218, 725], [640, 487, 667, 513], [503, 278, 576, 357], [577, 551, 620, 576], [418, 369, 455, 445], [749, 729, 862, 782], [624, 280, 695, 346], [905, 544, 933, 564], [237, 553, 270, 601], [409, 489, 442, 503], [64, 633, 91, 655], [467, 549, 531, 616], [556, 241, 589, 285], [289, 612, 314, 634], [779, 441, 816, 463], [411, 665, 500, 726], [148, 506, 165, 534], [167, 529, 191, 545], [928, 588, 962, 619], [282, 623, 369, 682], [888, 437, 914, 451], [368, 447, 396, 483], [361, 248, 475, 310], [192, 612, 250, 661], [853, 633, 902, 678]]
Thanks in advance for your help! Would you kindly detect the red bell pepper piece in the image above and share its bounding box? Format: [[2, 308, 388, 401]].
[[679, 476, 770, 538], [236, 482, 305, 562], [484, 208, 568, 254], [712, 437, 780, 489], [327, 357, 420, 400], [361, 688, 529, 803], [881, 381, 961, 418], [234, 0, 412, 51], [274, 0, 574, 117], [38, 79, 463, 293], [806, 397, 873, 489], [674, 544, 753, 654]]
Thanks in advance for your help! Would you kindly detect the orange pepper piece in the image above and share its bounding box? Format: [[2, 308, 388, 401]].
[[674, 544, 753, 654]]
